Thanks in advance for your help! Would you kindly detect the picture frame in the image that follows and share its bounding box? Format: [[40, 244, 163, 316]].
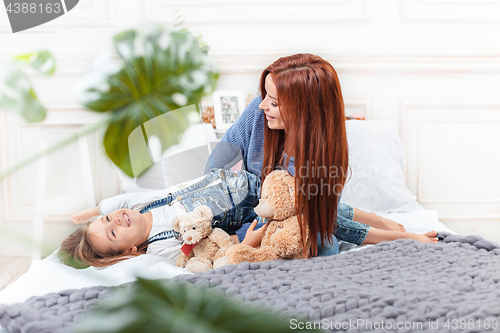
[[212, 90, 245, 131]]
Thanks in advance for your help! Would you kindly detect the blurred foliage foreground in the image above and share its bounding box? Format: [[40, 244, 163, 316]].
[[74, 278, 323, 333], [0, 24, 218, 180]]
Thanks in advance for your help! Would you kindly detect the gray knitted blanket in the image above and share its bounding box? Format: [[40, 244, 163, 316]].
[[2, 233, 500, 333]]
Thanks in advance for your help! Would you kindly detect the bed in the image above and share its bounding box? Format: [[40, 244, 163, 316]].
[[2, 120, 499, 333]]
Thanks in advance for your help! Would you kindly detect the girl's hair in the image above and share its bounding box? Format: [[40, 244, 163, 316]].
[[60, 222, 149, 267], [260, 53, 349, 257]]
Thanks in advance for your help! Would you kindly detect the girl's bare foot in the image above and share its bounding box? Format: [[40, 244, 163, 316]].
[[70, 207, 100, 224], [70, 213, 86, 224], [407, 231, 438, 243]]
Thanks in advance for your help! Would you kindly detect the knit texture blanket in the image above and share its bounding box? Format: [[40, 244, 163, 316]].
[[2, 232, 500, 333]]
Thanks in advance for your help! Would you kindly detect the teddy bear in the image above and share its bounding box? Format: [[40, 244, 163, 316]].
[[214, 170, 310, 267], [172, 205, 234, 273]]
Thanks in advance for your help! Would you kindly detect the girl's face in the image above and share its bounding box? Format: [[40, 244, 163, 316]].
[[259, 75, 286, 130], [87, 209, 152, 255]]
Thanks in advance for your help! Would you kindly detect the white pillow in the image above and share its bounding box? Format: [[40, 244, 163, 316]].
[[340, 120, 418, 213]]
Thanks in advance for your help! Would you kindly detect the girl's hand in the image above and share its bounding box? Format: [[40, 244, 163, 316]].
[[241, 220, 269, 248], [70, 207, 99, 224]]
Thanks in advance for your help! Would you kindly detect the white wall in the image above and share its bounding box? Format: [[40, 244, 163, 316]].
[[1, 0, 500, 257]]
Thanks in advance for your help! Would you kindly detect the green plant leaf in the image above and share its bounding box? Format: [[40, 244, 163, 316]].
[[0, 50, 56, 123], [75, 278, 323, 333], [57, 249, 90, 269], [14, 50, 57, 76], [77, 25, 218, 177], [0, 63, 46, 122]]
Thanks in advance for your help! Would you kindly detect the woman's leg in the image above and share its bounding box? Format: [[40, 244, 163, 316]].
[[352, 208, 405, 232], [362, 229, 438, 244], [316, 234, 340, 256], [335, 204, 438, 245]]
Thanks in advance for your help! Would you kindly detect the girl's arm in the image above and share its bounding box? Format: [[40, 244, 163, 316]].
[[98, 191, 165, 215], [71, 191, 164, 224], [204, 96, 261, 174], [71, 207, 100, 224], [71, 193, 148, 224], [362, 229, 438, 244]]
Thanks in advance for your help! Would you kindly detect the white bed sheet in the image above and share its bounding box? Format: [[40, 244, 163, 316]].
[[0, 252, 189, 306], [0, 205, 456, 307]]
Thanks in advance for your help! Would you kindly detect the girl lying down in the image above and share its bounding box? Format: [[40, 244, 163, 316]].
[[61, 168, 438, 267]]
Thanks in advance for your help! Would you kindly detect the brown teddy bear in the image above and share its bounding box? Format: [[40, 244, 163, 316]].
[[215, 170, 310, 267], [172, 205, 234, 273]]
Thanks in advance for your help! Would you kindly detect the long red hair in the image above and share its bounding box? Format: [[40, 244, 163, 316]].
[[260, 53, 349, 257]]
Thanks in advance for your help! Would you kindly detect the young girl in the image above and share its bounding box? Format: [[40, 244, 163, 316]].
[[61, 168, 438, 267]]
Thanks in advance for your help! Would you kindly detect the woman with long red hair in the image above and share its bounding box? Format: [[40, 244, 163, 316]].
[[207, 54, 438, 256], [261, 54, 348, 256]]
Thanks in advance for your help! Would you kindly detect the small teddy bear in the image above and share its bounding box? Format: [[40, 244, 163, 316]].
[[172, 205, 234, 273], [215, 170, 310, 267]]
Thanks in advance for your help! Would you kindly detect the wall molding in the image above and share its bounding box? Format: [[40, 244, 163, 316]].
[[3, 51, 500, 79], [0, 53, 107, 78], [212, 51, 500, 74], [400, 101, 500, 219], [146, 0, 372, 23], [417, 118, 500, 203], [401, 0, 500, 22], [46, 0, 116, 29], [0, 107, 119, 223], [344, 99, 372, 120]]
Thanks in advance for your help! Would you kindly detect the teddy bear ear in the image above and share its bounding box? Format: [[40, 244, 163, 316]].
[[171, 216, 181, 232], [194, 205, 214, 220]]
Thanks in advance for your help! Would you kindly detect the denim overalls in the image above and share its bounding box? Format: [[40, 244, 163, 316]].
[[140, 168, 262, 235], [140, 168, 369, 255]]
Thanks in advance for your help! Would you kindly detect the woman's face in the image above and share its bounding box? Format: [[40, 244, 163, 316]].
[[87, 209, 151, 255], [259, 75, 286, 130]]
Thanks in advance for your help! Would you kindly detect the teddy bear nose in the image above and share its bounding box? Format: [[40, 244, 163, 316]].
[[186, 236, 192, 241], [252, 199, 260, 207]]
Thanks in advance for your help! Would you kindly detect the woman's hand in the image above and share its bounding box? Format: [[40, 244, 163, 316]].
[[241, 220, 269, 248], [70, 207, 100, 224]]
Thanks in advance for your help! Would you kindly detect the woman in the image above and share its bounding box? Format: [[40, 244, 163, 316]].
[[206, 54, 438, 256]]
